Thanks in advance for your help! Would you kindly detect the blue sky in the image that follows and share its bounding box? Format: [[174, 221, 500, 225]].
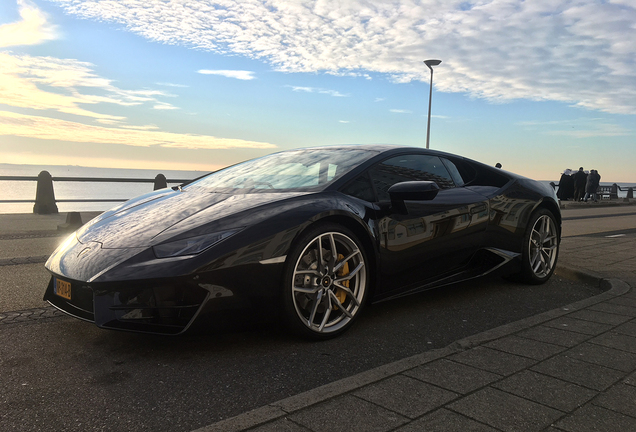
[[0, 0, 634, 181]]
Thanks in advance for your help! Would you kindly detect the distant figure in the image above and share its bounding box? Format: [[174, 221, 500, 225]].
[[573, 167, 587, 202], [557, 169, 575, 201], [495, 163, 502, 168], [584, 169, 601, 202]]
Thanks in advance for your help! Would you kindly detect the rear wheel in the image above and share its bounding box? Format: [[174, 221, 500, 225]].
[[518, 208, 560, 284], [282, 223, 369, 339]]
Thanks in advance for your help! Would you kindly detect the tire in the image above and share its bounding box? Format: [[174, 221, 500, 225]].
[[517, 208, 560, 284], [282, 223, 369, 339]]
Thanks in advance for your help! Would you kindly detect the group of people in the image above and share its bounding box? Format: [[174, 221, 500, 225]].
[[556, 167, 602, 202]]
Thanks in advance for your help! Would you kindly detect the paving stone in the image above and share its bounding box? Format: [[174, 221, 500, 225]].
[[531, 355, 624, 391], [492, 370, 597, 412], [289, 395, 409, 432], [354, 375, 458, 419], [249, 418, 312, 432], [447, 387, 562, 432], [592, 383, 636, 418], [393, 408, 497, 432], [568, 309, 632, 326], [589, 332, 636, 354], [542, 317, 613, 336], [565, 342, 636, 372], [553, 404, 636, 432], [587, 302, 636, 317], [403, 359, 502, 394], [485, 335, 565, 360], [517, 325, 591, 347], [448, 347, 536, 376], [613, 320, 636, 337]]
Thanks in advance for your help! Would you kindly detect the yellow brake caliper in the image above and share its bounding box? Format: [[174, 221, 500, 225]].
[[333, 254, 349, 309]]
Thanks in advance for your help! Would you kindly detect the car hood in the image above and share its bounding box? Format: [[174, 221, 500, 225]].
[[77, 188, 310, 249]]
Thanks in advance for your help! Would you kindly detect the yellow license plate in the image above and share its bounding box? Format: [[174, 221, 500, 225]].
[[55, 278, 72, 300]]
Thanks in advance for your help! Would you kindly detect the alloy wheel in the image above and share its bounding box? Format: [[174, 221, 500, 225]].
[[291, 231, 367, 334]]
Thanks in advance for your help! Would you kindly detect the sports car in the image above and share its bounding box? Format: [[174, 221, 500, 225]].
[[44, 145, 561, 339]]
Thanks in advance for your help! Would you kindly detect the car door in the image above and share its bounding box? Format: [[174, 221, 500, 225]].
[[367, 153, 490, 297]]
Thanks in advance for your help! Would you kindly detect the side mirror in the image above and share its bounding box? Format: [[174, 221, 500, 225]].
[[388, 181, 440, 214]]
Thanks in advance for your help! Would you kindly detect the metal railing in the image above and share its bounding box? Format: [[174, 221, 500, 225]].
[[0, 172, 195, 214], [549, 182, 634, 200]]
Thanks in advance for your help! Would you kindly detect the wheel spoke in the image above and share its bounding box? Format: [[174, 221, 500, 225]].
[[317, 236, 325, 274], [327, 234, 338, 272], [328, 290, 353, 319], [333, 282, 360, 307], [541, 250, 552, 269], [308, 289, 323, 327], [318, 299, 332, 331], [540, 217, 548, 239], [293, 285, 320, 294], [294, 269, 321, 276], [333, 249, 360, 273], [532, 254, 543, 273], [335, 262, 364, 281], [530, 248, 540, 270]]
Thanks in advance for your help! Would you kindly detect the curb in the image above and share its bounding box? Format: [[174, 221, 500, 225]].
[[192, 266, 630, 432]]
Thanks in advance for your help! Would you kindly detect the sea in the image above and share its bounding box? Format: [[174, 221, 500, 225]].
[[0, 163, 208, 214], [0, 163, 634, 214]]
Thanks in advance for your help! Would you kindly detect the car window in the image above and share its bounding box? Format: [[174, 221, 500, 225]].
[[369, 154, 456, 201], [441, 158, 465, 187], [187, 148, 374, 192]]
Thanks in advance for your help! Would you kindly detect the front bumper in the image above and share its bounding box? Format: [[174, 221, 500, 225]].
[[44, 276, 209, 335]]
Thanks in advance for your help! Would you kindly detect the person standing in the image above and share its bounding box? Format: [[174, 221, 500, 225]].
[[573, 167, 587, 201], [584, 170, 601, 202], [557, 169, 575, 200]]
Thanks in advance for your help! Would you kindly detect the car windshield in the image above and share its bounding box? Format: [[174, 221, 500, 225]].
[[186, 148, 375, 192]]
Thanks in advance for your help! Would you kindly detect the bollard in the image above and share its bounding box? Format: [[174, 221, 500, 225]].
[[57, 212, 83, 232], [33, 171, 58, 214], [154, 174, 167, 190], [628, 187, 634, 199]]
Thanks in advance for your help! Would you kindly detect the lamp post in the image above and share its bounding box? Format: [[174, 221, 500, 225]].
[[423, 59, 441, 149]]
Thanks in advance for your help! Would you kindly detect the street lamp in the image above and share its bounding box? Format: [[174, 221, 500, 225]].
[[423, 59, 441, 149]]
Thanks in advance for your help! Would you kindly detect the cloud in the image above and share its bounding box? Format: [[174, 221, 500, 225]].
[[49, 0, 636, 115], [0, 111, 277, 149], [156, 82, 188, 88], [517, 118, 632, 138], [198, 69, 256, 80], [390, 109, 412, 114], [0, 0, 58, 47], [288, 86, 348, 97], [0, 52, 178, 122], [339, 120, 350, 123]]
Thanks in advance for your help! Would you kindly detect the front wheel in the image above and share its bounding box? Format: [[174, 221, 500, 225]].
[[518, 208, 560, 284], [282, 224, 369, 339]]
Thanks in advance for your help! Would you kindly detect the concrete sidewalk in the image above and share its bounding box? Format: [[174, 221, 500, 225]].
[[194, 205, 636, 432]]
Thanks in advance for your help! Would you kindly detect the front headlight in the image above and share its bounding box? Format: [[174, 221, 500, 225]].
[[152, 229, 241, 258]]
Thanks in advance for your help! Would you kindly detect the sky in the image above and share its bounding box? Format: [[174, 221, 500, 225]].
[[0, 0, 634, 182]]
